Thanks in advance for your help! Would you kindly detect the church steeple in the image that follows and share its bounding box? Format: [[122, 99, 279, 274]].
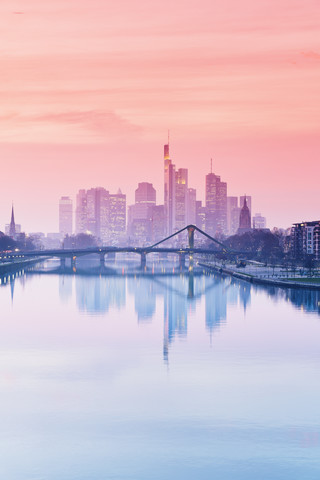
[[9, 204, 16, 238], [238, 195, 251, 234]]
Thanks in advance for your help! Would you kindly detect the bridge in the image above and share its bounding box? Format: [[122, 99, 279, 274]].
[[6, 225, 235, 269]]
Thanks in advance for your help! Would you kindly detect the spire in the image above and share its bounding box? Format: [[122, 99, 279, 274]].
[[168, 129, 170, 146], [244, 195, 247, 207], [11, 203, 15, 225], [210, 158, 212, 174], [9, 204, 16, 238]]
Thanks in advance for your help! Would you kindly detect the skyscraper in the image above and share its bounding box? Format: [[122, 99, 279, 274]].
[[227, 196, 241, 235], [187, 188, 197, 225], [175, 168, 188, 230], [59, 196, 73, 237], [164, 142, 176, 235], [128, 182, 156, 243], [109, 189, 126, 244], [205, 161, 227, 236], [75, 189, 87, 234], [75, 187, 125, 244]]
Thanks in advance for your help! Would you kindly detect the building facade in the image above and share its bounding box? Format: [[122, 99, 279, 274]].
[[59, 196, 73, 237], [291, 221, 320, 260], [205, 168, 227, 236]]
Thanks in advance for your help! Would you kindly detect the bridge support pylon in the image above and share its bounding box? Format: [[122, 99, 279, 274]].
[[100, 252, 105, 267], [187, 226, 195, 272], [60, 257, 66, 269]]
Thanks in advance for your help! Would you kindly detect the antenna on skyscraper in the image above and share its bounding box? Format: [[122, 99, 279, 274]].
[[168, 129, 170, 146], [210, 158, 212, 173]]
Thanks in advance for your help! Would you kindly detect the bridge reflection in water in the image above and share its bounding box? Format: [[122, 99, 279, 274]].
[[2, 261, 320, 363]]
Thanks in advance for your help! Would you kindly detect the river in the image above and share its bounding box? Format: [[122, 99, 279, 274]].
[[0, 259, 319, 479]]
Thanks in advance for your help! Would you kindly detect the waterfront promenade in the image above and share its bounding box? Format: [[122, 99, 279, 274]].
[[199, 261, 320, 290]]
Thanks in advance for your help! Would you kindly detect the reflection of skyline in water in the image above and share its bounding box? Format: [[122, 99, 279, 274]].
[[3, 263, 320, 362]]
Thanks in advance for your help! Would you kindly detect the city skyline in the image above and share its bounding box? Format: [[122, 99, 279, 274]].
[[0, 0, 319, 231]]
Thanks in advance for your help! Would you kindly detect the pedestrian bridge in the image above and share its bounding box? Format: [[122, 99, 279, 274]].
[[8, 225, 234, 269]]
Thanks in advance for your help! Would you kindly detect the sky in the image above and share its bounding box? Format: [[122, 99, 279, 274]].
[[0, 0, 319, 233]]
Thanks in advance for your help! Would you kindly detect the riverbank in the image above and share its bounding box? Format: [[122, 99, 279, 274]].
[[0, 257, 47, 275], [199, 262, 320, 290]]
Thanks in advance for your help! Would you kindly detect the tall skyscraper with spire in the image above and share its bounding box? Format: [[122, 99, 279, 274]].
[[164, 136, 176, 235]]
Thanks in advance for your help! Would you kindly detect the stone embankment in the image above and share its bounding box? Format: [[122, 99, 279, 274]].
[[0, 257, 46, 275], [199, 262, 320, 291]]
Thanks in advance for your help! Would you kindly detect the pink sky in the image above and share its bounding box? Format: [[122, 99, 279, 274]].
[[0, 0, 319, 232]]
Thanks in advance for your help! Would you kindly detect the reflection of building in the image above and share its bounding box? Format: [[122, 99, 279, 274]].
[[59, 275, 73, 303], [127, 277, 156, 321], [59, 196, 73, 237], [205, 276, 227, 332], [75, 276, 126, 314], [163, 276, 188, 362]]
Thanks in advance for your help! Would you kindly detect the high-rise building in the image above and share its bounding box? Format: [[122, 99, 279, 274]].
[[253, 213, 266, 229], [151, 205, 166, 242], [227, 197, 241, 236], [128, 182, 156, 244], [187, 188, 197, 225], [109, 189, 126, 244], [175, 168, 188, 230], [164, 142, 176, 235], [205, 162, 227, 236], [75, 189, 87, 235], [59, 196, 73, 237], [196, 200, 206, 231], [75, 187, 125, 244]]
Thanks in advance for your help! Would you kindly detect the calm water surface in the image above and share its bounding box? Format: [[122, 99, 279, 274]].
[[0, 260, 320, 479]]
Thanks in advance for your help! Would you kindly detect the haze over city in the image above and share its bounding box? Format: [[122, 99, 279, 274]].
[[1, 0, 319, 232]]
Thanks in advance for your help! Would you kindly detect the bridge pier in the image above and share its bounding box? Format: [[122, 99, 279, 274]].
[[100, 252, 105, 266], [60, 257, 66, 269], [140, 252, 146, 269], [187, 226, 195, 272]]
